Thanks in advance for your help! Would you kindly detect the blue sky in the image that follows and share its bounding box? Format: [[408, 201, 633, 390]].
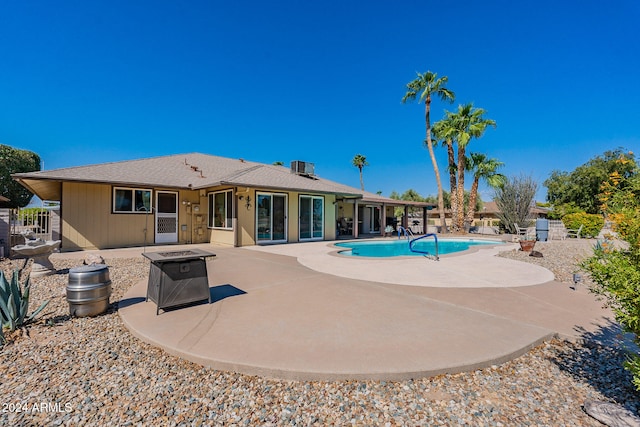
[[1, 0, 639, 203]]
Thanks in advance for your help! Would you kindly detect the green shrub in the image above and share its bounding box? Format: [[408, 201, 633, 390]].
[[547, 202, 583, 220], [582, 165, 640, 391], [562, 212, 604, 238], [17, 207, 46, 219]]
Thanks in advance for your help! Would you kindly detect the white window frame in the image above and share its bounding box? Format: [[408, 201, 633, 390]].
[[299, 195, 324, 241], [208, 190, 234, 230], [112, 187, 152, 213], [256, 192, 288, 243]]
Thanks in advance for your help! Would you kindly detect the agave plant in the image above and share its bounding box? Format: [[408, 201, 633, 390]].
[[0, 268, 50, 333]]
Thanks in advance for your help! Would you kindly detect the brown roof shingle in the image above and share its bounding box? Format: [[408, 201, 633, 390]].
[[13, 153, 373, 199]]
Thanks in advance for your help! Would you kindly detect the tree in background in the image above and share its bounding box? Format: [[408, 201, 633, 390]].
[[544, 148, 636, 215], [402, 71, 455, 233], [390, 188, 424, 217], [582, 164, 640, 390], [465, 152, 505, 227], [351, 154, 368, 190], [0, 145, 41, 208], [493, 174, 538, 234]]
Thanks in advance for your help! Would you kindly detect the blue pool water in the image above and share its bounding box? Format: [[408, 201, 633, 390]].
[[335, 238, 502, 257]]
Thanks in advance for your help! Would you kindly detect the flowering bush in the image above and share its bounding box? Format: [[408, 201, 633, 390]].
[[562, 212, 604, 238], [582, 158, 640, 390]]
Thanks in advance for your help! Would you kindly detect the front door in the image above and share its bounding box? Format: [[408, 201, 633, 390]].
[[155, 191, 178, 244], [256, 193, 287, 243]]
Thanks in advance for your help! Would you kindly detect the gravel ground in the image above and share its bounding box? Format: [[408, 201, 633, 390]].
[[1, 240, 639, 426], [497, 238, 597, 285]]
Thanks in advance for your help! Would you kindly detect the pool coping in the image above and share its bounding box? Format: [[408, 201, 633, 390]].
[[247, 238, 555, 288], [329, 236, 508, 260]]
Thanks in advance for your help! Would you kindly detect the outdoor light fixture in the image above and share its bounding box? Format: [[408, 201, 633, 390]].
[[571, 273, 582, 290], [245, 196, 252, 210]]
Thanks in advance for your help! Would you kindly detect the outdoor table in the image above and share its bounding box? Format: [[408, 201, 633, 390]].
[[142, 248, 215, 315]]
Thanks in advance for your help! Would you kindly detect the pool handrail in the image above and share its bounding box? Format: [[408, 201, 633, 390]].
[[409, 233, 439, 260], [397, 226, 414, 240]]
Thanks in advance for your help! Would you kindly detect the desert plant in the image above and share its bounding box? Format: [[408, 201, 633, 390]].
[[562, 212, 604, 238], [0, 269, 49, 332], [493, 174, 538, 234]]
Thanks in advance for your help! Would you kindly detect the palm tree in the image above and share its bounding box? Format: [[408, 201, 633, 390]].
[[352, 154, 368, 190], [432, 115, 459, 230], [402, 71, 455, 233], [447, 103, 496, 230], [465, 152, 506, 228]]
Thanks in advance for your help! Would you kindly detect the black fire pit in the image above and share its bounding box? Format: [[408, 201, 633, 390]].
[[142, 248, 216, 315]]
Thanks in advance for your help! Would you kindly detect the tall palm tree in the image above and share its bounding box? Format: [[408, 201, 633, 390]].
[[402, 71, 455, 233], [448, 103, 496, 230], [465, 152, 506, 227], [352, 154, 369, 190], [432, 115, 459, 230]]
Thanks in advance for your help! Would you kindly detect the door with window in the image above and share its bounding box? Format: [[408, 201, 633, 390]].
[[299, 195, 323, 240], [155, 191, 178, 243], [256, 193, 287, 243]]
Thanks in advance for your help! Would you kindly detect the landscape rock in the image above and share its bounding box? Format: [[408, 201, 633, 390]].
[[83, 254, 105, 265], [1, 240, 638, 425]]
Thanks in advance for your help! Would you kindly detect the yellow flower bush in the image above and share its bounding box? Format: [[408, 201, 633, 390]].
[[583, 165, 640, 390]]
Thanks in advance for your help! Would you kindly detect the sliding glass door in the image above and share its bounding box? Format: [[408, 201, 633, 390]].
[[256, 193, 287, 242], [299, 195, 323, 240]]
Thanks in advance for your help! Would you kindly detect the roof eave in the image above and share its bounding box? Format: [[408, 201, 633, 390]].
[[220, 181, 362, 198]]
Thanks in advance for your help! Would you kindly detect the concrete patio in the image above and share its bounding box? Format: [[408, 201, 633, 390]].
[[109, 240, 621, 381]]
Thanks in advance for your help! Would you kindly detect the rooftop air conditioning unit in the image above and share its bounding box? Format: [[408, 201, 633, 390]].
[[290, 160, 315, 176]]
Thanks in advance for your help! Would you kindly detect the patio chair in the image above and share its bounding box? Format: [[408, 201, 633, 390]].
[[339, 218, 353, 235], [566, 224, 583, 239], [548, 220, 567, 240], [514, 223, 530, 238]]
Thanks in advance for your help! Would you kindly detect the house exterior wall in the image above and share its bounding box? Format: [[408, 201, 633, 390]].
[[236, 188, 255, 246], [338, 201, 355, 222], [61, 182, 202, 251], [230, 188, 337, 247], [59, 182, 339, 250]]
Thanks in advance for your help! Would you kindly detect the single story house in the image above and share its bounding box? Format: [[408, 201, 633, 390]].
[[13, 153, 434, 251]]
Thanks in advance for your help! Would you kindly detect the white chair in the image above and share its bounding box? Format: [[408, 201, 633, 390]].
[[566, 224, 583, 239], [548, 220, 567, 240], [514, 223, 533, 239]]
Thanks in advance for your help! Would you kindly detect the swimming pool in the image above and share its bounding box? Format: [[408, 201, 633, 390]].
[[335, 238, 502, 257]]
